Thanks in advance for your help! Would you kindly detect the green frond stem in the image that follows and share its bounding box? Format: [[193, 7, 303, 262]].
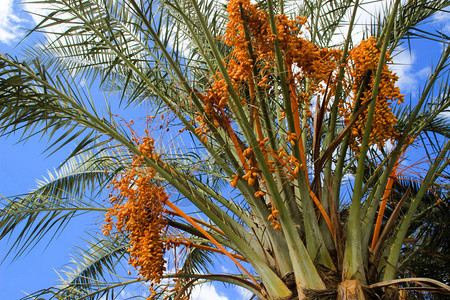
[[383, 139, 450, 281], [185, 2, 301, 297], [360, 60, 449, 255], [234, 180, 294, 273], [178, 169, 255, 226], [324, 71, 374, 214], [157, 169, 271, 260], [179, 129, 293, 270], [360, 153, 392, 214], [276, 82, 288, 151], [167, 196, 292, 299], [322, 0, 360, 207], [266, 0, 330, 292], [359, 140, 406, 231], [267, 0, 334, 273], [164, 199, 260, 288], [359, 146, 404, 270], [179, 130, 278, 237], [409, 162, 448, 226], [282, 71, 313, 239], [330, 72, 373, 251], [343, 0, 400, 282], [239, 75, 298, 272], [371, 189, 409, 264], [298, 80, 312, 184], [300, 82, 309, 171], [239, 5, 265, 143], [151, 157, 290, 296], [162, 126, 274, 243], [162, 117, 290, 273], [310, 0, 323, 44], [238, 3, 280, 154], [250, 48, 300, 272]]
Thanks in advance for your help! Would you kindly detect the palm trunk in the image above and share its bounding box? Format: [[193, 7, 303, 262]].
[[337, 280, 366, 300]]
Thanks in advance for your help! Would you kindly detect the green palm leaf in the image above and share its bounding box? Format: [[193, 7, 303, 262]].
[[20, 234, 140, 300]]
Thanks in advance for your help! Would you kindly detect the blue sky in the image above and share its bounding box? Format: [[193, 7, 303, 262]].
[[0, 0, 449, 299]]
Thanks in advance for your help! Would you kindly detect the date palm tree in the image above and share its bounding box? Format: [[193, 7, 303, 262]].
[[1, 0, 449, 299]]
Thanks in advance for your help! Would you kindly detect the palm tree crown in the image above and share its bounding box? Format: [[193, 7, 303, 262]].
[[0, 0, 449, 299]]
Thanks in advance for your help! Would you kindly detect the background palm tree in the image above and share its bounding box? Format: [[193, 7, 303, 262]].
[[0, 0, 449, 299]]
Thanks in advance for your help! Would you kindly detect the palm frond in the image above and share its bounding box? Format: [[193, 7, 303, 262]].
[[22, 0, 176, 107], [20, 233, 143, 300], [181, 242, 215, 275], [0, 53, 130, 161], [32, 148, 129, 200], [0, 192, 106, 262], [369, 0, 450, 51], [0, 148, 129, 261]]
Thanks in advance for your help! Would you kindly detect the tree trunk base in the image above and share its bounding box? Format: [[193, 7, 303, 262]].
[[337, 280, 366, 300]]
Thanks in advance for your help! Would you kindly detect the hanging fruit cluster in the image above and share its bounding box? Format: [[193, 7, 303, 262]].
[[340, 36, 405, 152], [102, 135, 172, 284]]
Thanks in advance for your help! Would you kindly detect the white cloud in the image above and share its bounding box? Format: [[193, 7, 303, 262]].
[[389, 48, 432, 95], [0, 0, 25, 44], [389, 48, 416, 91], [438, 110, 450, 121], [191, 283, 229, 300]]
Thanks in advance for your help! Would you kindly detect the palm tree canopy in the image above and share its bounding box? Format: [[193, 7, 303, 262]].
[[0, 0, 449, 299]]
